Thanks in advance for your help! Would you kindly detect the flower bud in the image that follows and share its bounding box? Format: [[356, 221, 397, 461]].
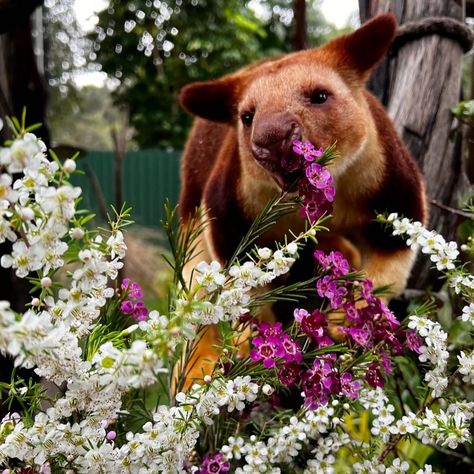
[[70, 227, 85, 240], [203, 375, 212, 384], [262, 384, 274, 396], [286, 242, 298, 255], [31, 297, 40, 307], [106, 430, 116, 441], [41, 276, 52, 288], [257, 247, 272, 259], [63, 159, 76, 173], [20, 207, 34, 221]]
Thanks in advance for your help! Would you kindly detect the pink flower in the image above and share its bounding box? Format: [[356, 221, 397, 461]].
[[365, 362, 385, 388], [406, 329, 423, 354], [250, 336, 284, 368], [340, 372, 361, 398], [198, 452, 230, 474], [292, 139, 323, 162], [120, 300, 134, 315], [121, 278, 143, 300], [278, 363, 302, 387]]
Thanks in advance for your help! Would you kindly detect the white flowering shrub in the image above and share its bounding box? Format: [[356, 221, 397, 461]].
[[0, 123, 472, 473]]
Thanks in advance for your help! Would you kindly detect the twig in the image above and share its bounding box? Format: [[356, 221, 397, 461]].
[[430, 200, 473, 219]]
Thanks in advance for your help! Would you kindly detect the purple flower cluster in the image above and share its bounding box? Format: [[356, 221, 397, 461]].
[[249, 247, 419, 407], [302, 357, 361, 409], [281, 139, 335, 222], [313, 249, 414, 388], [251, 316, 361, 409], [198, 452, 230, 474], [120, 278, 149, 321], [250, 322, 302, 369]]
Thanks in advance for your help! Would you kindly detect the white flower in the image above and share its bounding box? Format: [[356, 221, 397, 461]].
[[461, 303, 474, 325], [0, 174, 18, 203], [195, 260, 226, 291], [257, 247, 272, 259], [229, 261, 262, 287], [106, 230, 127, 259], [36, 185, 81, 221], [386, 458, 409, 474], [222, 436, 245, 460], [266, 249, 295, 277], [457, 351, 474, 384]]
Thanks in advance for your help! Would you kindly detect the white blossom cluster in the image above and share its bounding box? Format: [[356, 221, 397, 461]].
[[0, 375, 263, 473], [218, 403, 349, 473], [407, 316, 449, 397], [388, 213, 459, 271], [386, 213, 473, 329], [0, 133, 77, 276], [177, 241, 310, 331], [359, 387, 473, 456]]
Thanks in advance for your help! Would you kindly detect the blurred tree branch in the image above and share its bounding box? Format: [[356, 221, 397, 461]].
[[0, 0, 43, 34]]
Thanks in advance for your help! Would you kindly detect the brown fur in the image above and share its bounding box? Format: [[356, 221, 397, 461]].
[[176, 14, 427, 388]]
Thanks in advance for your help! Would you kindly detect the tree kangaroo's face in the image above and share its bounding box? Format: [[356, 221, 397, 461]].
[[235, 59, 369, 190], [179, 14, 397, 190]]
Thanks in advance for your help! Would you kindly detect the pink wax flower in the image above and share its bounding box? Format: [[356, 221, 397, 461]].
[[198, 452, 230, 474], [314, 250, 350, 277], [120, 278, 149, 321], [292, 139, 323, 162], [406, 329, 423, 354], [340, 372, 361, 399], [121, 278, 143, 300], [250, 336, 285, 369], [366, 362, 385, 388], [278, 363, 302, 387]]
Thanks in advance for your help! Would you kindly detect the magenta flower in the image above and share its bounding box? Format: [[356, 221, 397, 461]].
[[302, 359, 336, 409], [340, 372, 361, 399], [406, 329, 423, 354], [305, 163, 333, 191], [250, 336, 285, 368], [120, 300, 134, 315], [250, 321, 303, 368], [365, 362, 385, 388], [294, 308, 332, 347], [344, 326, 371, 348], [292, 139, 323, 162], [316, 276, 347, 309], [278, 363, 302, 387], [198, 452, 230, 474], [121, 278, 144, 300], [281, 336, 303, 363], [120, 278, 149, 321]]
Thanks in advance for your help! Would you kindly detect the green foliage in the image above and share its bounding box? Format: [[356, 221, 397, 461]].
[[91, 1, 340, 148], [452, 99, 474, 125]]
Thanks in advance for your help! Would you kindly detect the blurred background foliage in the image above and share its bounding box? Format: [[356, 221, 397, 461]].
[[43, 0, 352, 149]]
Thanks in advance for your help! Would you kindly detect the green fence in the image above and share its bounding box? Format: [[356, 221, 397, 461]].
[[72, 149, 181, 228]]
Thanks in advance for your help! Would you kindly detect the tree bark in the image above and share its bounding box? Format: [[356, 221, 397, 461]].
[[359, 0, 471, 288], [292, 0, 308, 50]]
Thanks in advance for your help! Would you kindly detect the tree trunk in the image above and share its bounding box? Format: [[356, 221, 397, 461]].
[[0, 4, 46, 418], [359, 0, 472, 289], [292, 0, 308, 50]]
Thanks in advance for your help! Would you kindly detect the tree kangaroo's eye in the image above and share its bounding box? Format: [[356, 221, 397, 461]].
[[310, 90, 328, 105], [241, 111, 254, 127]]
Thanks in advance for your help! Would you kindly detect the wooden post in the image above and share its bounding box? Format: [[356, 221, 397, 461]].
[[359, 0, 472, 288]]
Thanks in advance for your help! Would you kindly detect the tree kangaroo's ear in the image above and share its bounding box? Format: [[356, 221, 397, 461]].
[[179, 76, 240, 123], [318, 13, 397, 80]]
